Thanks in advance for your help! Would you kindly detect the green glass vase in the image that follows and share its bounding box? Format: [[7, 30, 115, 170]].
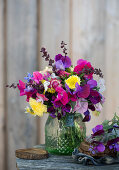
[[45, 113, 86, 155]]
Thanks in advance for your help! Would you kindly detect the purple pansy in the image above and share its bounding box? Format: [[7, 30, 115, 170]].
[[55, 54, 71, 70], [107, 137, 119, 152], [83, 110, 91, 122], [92, 124, 104, 136]]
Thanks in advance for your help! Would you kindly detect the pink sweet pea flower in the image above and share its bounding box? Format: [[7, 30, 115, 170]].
[[17, 80, 36, 102], [33, 71, 43, 84], [36, 93, 48, 103], [73, 98, 88, 113], [54, 87, 69, 105], [17, 80, 26, 96], [58, 70, 71, 77]]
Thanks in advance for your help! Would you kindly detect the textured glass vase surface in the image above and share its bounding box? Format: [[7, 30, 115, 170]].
[[45, 113, 86, 155]]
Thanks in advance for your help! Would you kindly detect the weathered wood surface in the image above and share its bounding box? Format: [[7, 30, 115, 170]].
[[0, 0, 5, 170], [16, 148, 49, 160], [38, 0, 70, 144], [6, 0, 37, 170], [105, 0, 119, 120], [71, 0, 107, 136], [16, 154, 119, 170]]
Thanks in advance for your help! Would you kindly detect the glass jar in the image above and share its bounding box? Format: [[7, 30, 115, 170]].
[[45, 113, 86, 155]]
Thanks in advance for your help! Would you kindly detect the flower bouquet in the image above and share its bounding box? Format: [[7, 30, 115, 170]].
[[7, 41, 105, 155]]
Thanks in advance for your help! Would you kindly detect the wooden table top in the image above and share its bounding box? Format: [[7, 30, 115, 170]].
[[16, 145, 119, 170]]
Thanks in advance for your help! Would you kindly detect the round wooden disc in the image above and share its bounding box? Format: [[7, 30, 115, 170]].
[[15, 148, 49, 160]]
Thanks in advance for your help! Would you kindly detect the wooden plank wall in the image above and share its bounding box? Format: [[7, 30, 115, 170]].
[[0, 0, 119, 170], [6, 0, 38, 170], [71, 0, 106, 135], [0, 1, 5, 170], [38, 0, 71, 144]]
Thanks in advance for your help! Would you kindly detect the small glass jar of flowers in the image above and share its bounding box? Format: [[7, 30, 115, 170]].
[[7, 41, 105, 155]]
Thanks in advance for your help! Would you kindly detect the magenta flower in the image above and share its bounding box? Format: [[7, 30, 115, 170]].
[[50, 78, 61, 89], [73, 98, 88, 114], [36, 93, 48, 103], [54, 87, 69, 106], [74, 59, 94, 79], [57, 70, 71, 77], [17, 80, 26, 96], [17, 80, 36, 102], [55, 54, 71, 70], [75, 83, 90, 98], [68, 92, 77, 102], [32, 71, 43, 84]]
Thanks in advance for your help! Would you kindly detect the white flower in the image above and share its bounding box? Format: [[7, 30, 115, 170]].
[[40, 66, 53, 74], [50, 73, 59, 79], [98, 78, 106, 93], [43, 81, 50, 91]]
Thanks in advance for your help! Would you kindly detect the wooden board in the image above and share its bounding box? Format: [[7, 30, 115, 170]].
[[0, 0, 5, 170], [71, 0, 106, 135], [38, 0, 70, 144], [105, 0, 119, 119], [6, 0, 37, 170], [16, 152, 119, 170], [16, 148, 48, 160]]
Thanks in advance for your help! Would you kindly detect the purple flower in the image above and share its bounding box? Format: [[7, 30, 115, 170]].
[[55, 54, 71, 70], [89, 89, 101, 104], [83, 110, 91, 122], [47, 106, 56, 118], [88, 103, 95, 111], [24, 73, 33, 82], [73, 98, 88, 114], [62, 104, 71, 113], [74, 83, 90, 99], [93, 143, 105, 153], [107, 137, 119, 152], [92, 125, 104, 136], [87, 80, 97, 88]]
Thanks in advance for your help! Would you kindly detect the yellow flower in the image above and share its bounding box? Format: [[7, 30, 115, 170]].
[[29, 98, 47, 117], [47, 88, 55, 93], [65, 75, 80, 89], [92, 110, 100, 116], [25, 106, 35, 115]]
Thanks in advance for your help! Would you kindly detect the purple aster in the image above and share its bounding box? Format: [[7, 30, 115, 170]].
[[55, 54, 71, 70]]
